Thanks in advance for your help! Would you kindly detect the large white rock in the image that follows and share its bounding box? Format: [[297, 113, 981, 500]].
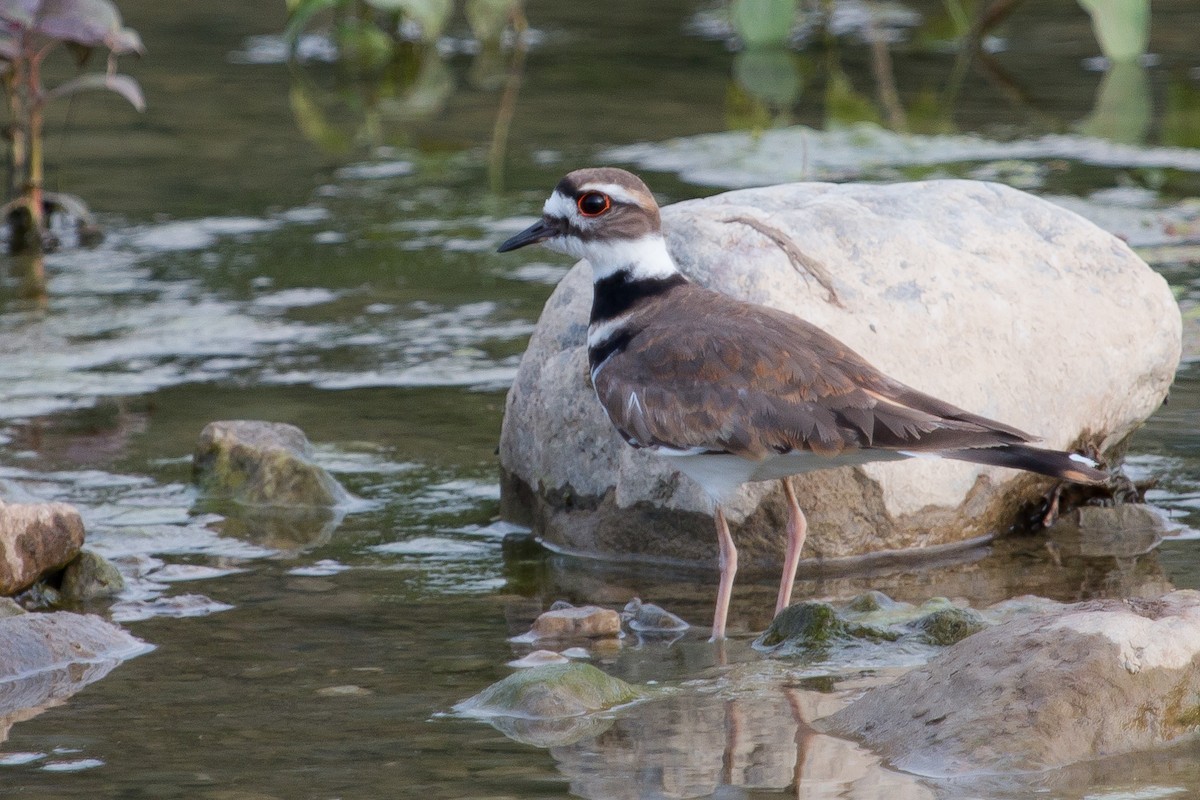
[[499, 180, 1180, 565], [823, 590, 1200, 776]]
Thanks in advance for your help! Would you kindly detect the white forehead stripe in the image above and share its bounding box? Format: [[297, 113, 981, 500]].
[[576, 182, 647, 206]]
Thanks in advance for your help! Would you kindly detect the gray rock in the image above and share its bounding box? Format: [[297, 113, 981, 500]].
[[0, 501, 86, 596], [59, 550, 126, 601], [499, 180, 1179, 566], [455, 663, 643, 747], [823, 590, 1200, 777], [0, 612, 148, 740], [193, 420, 352, 508]]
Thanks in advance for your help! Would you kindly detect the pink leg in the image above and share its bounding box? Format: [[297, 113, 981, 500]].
[[711, 506, 738, 641], [775, 479, 808, 615]]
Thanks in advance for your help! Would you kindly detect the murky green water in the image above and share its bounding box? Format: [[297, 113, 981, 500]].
[[3, 1, 1200, 797]]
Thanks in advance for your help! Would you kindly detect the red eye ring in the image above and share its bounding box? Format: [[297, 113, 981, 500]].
[[577, 191, 611, 217]]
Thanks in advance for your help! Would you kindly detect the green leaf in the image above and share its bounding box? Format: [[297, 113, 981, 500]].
[[46, 71, 145, 110], [1077, 0, 1149, 62], [731, 0, 797, 48]]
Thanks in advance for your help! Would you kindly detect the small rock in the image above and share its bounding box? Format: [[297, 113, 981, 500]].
[[455, 663, 642, 720], [909, 606, 987, 646], [59, 550, 126, 601], [0, 597, 26, 618], [316, 684, 372, 697], [756, 601, 898, 652], [0, 501, 86, 596], [1047, 503, 1169, 558], [530, 604, 622, 639], [508, 650, 569, 668], [824, 590, 1200, 777], [845, 590, 897, 613], [621, 598, 689, 633], [192, 420, 352, 507]]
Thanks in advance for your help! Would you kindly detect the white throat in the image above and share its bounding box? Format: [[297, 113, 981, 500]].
[[552, 234, 679, 282]]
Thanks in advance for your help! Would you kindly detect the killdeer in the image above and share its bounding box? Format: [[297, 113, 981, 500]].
[[499, 167, 1107, 641]]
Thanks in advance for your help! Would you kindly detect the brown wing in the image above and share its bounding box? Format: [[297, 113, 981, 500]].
[[592, 285, 1033, 460]]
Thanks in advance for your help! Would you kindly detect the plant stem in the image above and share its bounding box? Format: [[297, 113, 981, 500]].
[[26, 49, 44, 252]]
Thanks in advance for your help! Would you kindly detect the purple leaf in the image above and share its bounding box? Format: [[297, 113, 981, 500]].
[[0, 1, 40, 29], [46, 71, 145, 110], [6, 0, 145, 53]]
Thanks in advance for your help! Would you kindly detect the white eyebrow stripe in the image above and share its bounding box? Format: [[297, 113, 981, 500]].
[[577, 182, 645, 206], [542, 190, 575, 219]]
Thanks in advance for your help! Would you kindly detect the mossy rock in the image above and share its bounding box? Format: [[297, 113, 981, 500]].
[[60, 550, 125, 601], [455, 663, 642, 720], [756, 601, 899, 651], [193, 420, 352, 508], [910, 606, 989, 646]]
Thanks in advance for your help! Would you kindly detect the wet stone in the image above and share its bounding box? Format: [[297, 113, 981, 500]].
[[59, 550, 126, 602], [0, 501, 86, 596], [909, 606, 988, 646], [192, 420, 353, 508], [507, 650, 569, 668], [756, 601, 898, 652], [824, 590, 1200, 777], [530, 604, 621, 640], [455, 663, 642, 720], [0, 597, 26, 618], [846, 590, 900, 613]]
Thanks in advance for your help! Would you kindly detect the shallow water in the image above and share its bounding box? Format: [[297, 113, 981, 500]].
[[2, 1, 1200, 797]]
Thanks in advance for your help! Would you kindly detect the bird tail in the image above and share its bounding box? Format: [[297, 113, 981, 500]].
[[938, 444, 1108, 485]]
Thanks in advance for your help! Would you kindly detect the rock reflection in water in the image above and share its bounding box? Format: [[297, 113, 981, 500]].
[[547, 685, 931, 800]]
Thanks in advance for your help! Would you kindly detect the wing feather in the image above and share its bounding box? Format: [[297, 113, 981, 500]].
[[592, 284, 1033, 460]]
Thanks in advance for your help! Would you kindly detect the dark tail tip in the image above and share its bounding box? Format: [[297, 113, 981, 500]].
[[940, 444, 1108, 485]]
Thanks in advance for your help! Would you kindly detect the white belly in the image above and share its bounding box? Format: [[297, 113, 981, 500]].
[[656, 448, 910, 505]]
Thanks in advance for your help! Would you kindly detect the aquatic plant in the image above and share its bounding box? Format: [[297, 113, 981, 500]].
[[0, 0, 145, 254]]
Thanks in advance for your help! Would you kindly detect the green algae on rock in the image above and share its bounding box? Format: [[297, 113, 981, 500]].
[[59, 550, 126, 602], [193, 420, 353, 507], [456, 663, 643, 721]]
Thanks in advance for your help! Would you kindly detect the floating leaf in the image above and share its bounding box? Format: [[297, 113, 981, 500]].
[[46, 71, 145, 110]]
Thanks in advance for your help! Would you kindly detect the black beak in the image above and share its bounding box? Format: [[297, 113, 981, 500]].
[[497, 218, 557, 252]]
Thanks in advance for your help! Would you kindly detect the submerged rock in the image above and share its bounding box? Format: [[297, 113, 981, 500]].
[[0, 612, 148, 740], [909, 606, 987, 646], [824, 590, 1200, 777], [499, 180, 1179, 566], [457, 663, 640, 718], [756, 600, 899, 652], [193, 420, 352, 508], [59, 550, 126, 602], [0, 501, 86, 596]]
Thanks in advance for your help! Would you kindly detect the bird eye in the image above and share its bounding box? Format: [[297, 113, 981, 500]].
[[577, 191, 611, 217]]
